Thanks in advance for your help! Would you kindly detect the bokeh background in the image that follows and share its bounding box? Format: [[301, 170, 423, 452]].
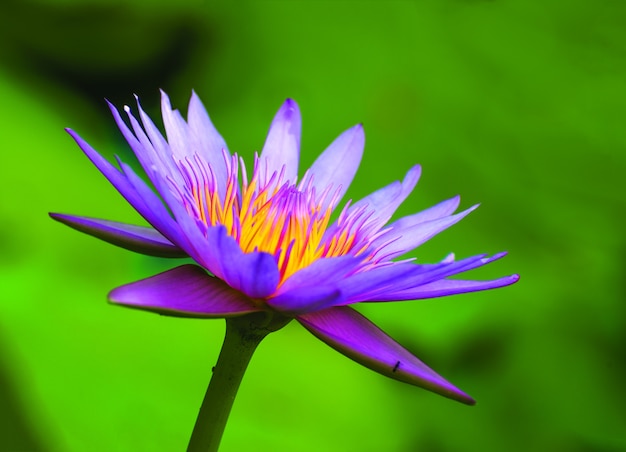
[[1, 0, 624, 451]]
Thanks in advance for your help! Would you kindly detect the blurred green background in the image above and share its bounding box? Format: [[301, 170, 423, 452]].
[[1, 0, 624, 450]]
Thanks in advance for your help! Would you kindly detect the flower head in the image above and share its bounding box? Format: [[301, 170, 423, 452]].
[[51, 91, 518, 405]]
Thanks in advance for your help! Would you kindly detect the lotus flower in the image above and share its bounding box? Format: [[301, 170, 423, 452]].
[[51, 92, 518, 405]]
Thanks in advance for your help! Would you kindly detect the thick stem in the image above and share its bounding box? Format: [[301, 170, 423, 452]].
[[187, 312, 290, 452]]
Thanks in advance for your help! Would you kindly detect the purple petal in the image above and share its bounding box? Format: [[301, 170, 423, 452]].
[[49, 214, 187, 258], [143, 168, 225, 277], [268, 285, 343, 315], [187, 91, 229, 193], [401, 195, 461, 225], [347, 164, 422, 229], [65, 129, 182, 245], [120, 100, 182, 185], [370, 204, 478, 261], [358, 253, 512, 302], [106, 101, 154, 164], [110, 99, 185, 201], [264, 256, 362, 314], [303, 124, 365, 210], [206, 227, 280, 298], [66, 128, 143, 208], [339, 254, 501, 303], [336, 262, 425, 302], [266, 256, 367, 314], [115, 155, 226, 278], [258, 99, 301, 186], [160, 90, 193, 160], [378, 274, 520, 301], [115, 159, 188, 247], [275, 255, 363, 296], [109, 265, 260, 317], [133, 96, 170, 157], [321, 165, 422, 246], [108, 99, 176, 186], [298, 306, 475, 405]]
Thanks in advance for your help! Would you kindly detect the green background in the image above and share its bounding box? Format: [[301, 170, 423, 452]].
[[1, 0, 624, 451]]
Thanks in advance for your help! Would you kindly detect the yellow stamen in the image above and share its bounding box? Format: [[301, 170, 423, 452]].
[[186, 158, 360, 286]]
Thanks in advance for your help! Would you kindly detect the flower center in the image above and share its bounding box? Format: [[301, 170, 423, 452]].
[[175, 153, 362, 285]]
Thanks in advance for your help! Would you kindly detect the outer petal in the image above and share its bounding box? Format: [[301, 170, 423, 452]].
[[65, 129, 183, 245], [298, 306, 474, 405], [49, 214, 187, 258], [268, 286, 343, 316], [274, 255, 363, 296], [258, 99, 301, 186], [345, 164, 422, 231], [369, 205, 479, 261], [265, 256, 362, 314], [302, 124, 365, 210], [160, 90, 193, 160], [109, 99, 187, 209], [336, 262, 427, 303], [108, 99, 180, 189], [66, 128, 146, 213], [206, 227, 280, 299], [399, 195, 461, 225], [356, 253, 512, 302], [121, 101, 182, 185], [108, 101, 169, 180], [376, 274, 520, 301], [187, 91, 229, 193], [133, 97, 170, 158], [340, 253, 504, 304], [109, 265, 261, 317], [116, 159, 191, 251]]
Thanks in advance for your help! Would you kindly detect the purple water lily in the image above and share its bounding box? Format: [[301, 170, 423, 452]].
[[51, 91, 518, 406]]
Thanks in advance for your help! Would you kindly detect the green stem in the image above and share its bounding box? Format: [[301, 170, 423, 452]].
[[187, 312, 290, 452]]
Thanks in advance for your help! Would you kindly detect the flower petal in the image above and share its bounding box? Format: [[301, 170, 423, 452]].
[[132, 97, 170, 157], [49, 214, 187, 258], [268, 285, 343, 315], [206, 227, 280, 299], [138, 168, 224, 276], [370, 204, 479, 261], [107, 101, 157, 165], [266, 256, 361, 314], [275, 255, 363, 296], [298, 306, 475, 405], [361, 253, 512, 302], [302, 124, 365, 210], [109, 265, 260, 317], [339, 253, 501, 303], [120, 100, 181, 184], [115, 159, 190, 249], [65, 128, 183, 245], [160, 90, 193, 160], [336, 262, 425, 302], [108, 99, 173, 184], [187, 91, 229, 193], [320, 165, 422, 247], [349, 164, 422, 229], [401, 195, 461, 225], [258, 99, 301, 186], [379, 274, 520, 301]]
